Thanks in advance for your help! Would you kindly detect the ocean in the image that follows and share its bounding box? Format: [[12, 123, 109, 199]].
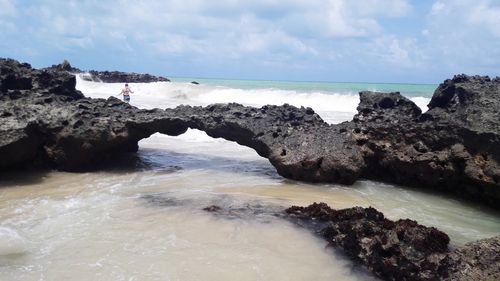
[[0, 77, 498, 281]]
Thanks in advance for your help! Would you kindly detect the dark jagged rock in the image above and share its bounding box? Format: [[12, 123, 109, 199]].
[[1, 58, 499, 280], [84, 70, 170, 83], [165, 103, 365, 184], [45, 60, 170, 83], [284, 202, 500, 281], [191, 81, 200, 85], [203, 205, 222, 212], [47, 60, 80, 73], [1, 58, 499, 208], [443, 235, 500, 281], [347, 77, 500, 208], [203, 202, 499, 281], [1, 59, 83, 99], [0, 59, 85, 170], [1, 59, 363, 182], [285, 202, 450, 281]]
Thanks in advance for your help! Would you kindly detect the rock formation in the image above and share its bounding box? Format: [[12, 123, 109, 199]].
[[283, 202, 499, 281], [347, 76, 500, 207], [2, 58, 499, 280], [443, 235, 500, 281], [46, 60, 170, 83], [1, 58, 499, 208], [202, 202, 499, 281], [83, 70, 170, 83]]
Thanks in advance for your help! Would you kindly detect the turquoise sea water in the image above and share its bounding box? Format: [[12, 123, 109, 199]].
[[171, 77, 438, 98]]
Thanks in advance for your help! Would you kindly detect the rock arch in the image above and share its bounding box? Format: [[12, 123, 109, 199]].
[[1, 58, 499, 208]]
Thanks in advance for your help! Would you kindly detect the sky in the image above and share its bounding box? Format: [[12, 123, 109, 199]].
[[0, 0, 499, 83]]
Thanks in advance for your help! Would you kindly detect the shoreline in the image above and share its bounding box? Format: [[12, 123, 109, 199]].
[[1, 58, 499, 280]]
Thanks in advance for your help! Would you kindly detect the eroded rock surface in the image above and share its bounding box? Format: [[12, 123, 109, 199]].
[[347, 76, 500, 207], [282, 202, 499, 281], [202, 202, 499, 281], [166, 103, 365, 184], [2, 58, 499, 280], [0, 59, 364, 183], [1, 58, 499, 208], [46, 61, 170, 83], [83, 70, 170, 83], [443, 235, 500, 281], [285, 202, 449, 281]]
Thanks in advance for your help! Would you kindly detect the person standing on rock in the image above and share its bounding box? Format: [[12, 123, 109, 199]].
[[118, 84, 133, 103]]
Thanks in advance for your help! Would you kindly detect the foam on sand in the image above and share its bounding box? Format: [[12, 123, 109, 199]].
[[0, 227, 28, 256]]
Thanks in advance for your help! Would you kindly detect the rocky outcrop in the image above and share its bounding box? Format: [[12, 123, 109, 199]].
[[0, 58, 363, 183], [347, 76, 500, 207], [286, 202, 448, 281], [47, 60, 80, 73], [443, 235, 500, 281], [202, 201, 499, 281], [2, 58, 499, 280], [1, 58, 499, 208], [46, 60, 170, 83], [83, 70, 170, 83], [281, 202, 499, 281], [166, 103, 365, 184]]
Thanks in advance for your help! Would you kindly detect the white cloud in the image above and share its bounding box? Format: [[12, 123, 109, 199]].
[[468, 1, 500, 37], [430, 2, 445, 15], [388, 39, 409, 62], [238, 29, 318, 56], [8, 0, 413, 54], [0, 0, 16, 17], [0, 0, 18, 49], [429, 0, 500, 37], [362, 36, 425, 68], [325, 0, 382, 37], [348, 0, 411, 17], [152, 34, 206, 56], [293, 0, 412, 38], [423, 0, 500, 75], [0, 0, 497, 82]]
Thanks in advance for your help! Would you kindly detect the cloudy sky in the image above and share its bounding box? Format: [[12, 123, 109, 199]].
[[0, 0, 499, 83]]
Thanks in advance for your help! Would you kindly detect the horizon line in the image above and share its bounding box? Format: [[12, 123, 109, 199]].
[[167, 75, 439, 86]]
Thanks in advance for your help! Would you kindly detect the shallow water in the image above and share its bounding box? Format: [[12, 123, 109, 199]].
[[0, 79, 499, 280]]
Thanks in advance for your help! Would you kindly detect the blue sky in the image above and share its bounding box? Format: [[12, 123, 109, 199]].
[[0, 0, 499, 83]]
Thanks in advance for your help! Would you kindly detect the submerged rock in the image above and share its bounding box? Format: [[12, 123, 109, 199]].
[[443, 235, 500, 281], [285, 202, 450, 281], [284, 202, 500, 281], [1, 58, 499, 208], [204, 202, 499, 281]]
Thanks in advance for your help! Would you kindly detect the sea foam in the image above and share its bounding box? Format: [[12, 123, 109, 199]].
[[0, 227, 28, 256], [76, 76, 430, 125]]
